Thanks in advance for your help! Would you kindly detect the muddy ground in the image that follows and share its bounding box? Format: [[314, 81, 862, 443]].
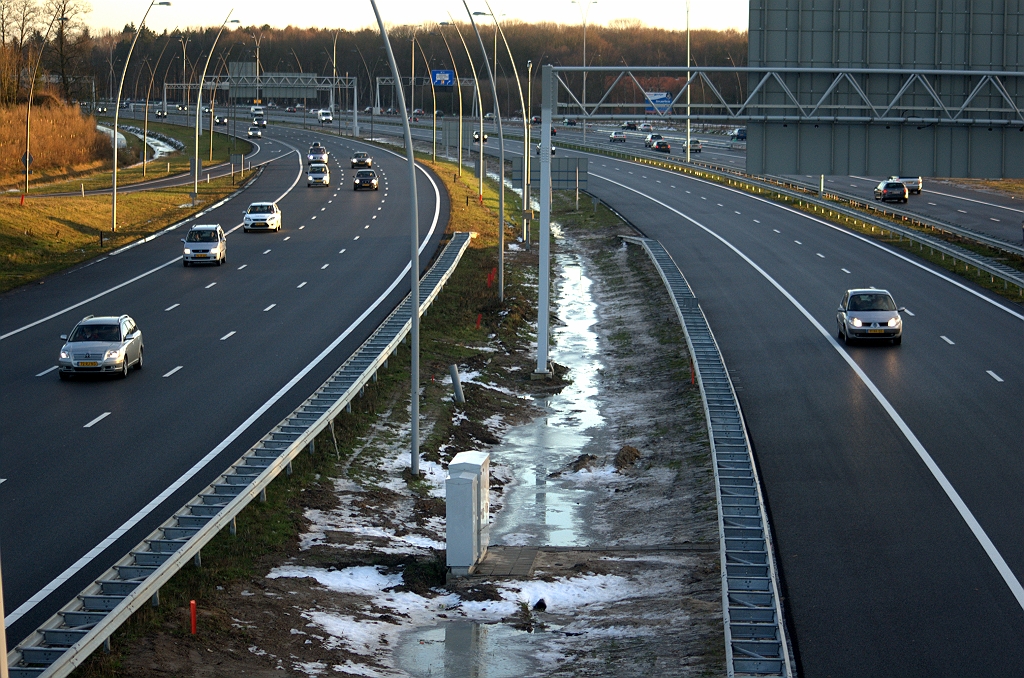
[[98, 195, 724, 678]]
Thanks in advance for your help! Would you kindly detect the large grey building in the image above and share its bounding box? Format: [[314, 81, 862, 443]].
[[746, 0, 1024, 177]]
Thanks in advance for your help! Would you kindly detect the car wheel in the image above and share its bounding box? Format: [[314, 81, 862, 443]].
[[837, 325, 843, 341], [136, 348, 144, 370], [59, 371, 69, 381], [843, 330, 852, 345], [120, 361, 129, 379], [183, 260, 189, 267], [893, 336, 902, 346]]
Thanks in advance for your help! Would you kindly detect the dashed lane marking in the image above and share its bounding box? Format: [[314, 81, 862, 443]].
[[36, 366, 58, 377], [238, 264, 247, 270], [297, 282, 307, 288], [84, 412, 111, 428], [163, 366, 183, 377], [165, 303, 179, 311], [321, 264, 329, 270], [205, 282, 216, 289], [263, 249, 271, 255], [987, 371, 1004, 382], [264, 304, 276, 311], [842, 268, 851, 274], [941, 335, 955, 345], [220, 331, 236, 341]]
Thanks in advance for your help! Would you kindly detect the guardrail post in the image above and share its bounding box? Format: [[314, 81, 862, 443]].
[[259, 488, 267, 503], [308, 440, 315, 455], [229, 517, 236, 536], [193, 551, 201, 568], [151, 590, 160, 607], [286, 461, 293, 476], [103, 638, 110, 653], [345, 402, 352, 413]]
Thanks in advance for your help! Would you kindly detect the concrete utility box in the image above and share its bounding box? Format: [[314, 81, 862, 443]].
[[446, 451, 490, 576]]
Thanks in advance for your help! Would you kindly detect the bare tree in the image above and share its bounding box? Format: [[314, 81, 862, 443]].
[[44, 0, 89, 100]]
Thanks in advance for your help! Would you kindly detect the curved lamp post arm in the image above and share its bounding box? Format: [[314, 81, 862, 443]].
[[464, 0, 505, 302], [367, 0, 422, 477], [142, 30, 177, 177], [193, 11, 238, 197], [446, 15, 485, 199], [413, 38, 437, 162], [434, 25, 463, 175], [112, 0, 171, 232], [24, 11, 68, 195]]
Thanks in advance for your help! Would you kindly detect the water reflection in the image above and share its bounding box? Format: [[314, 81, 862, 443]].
[[396, 622, 540, 678]]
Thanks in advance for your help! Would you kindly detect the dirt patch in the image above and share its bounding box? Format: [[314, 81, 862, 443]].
[[614, 445, 641, 471]]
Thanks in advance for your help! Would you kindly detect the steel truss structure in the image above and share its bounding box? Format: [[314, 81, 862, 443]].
[[551, 66, 1024, 126]]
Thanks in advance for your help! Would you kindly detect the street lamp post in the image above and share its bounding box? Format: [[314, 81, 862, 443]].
[[465, 1, 506, 302], [526, 59, 532, 245], [368, 0, 422, 477], [353, 46, 375, 139], [434, 25, 463, 175], [413, 38, 436, 162], [446, 16, 485, 200], [686, 0, 691, 162], [571, 0, 596, 142], [179, 37, 190, 110], [23, 11, 68, 195], [112, 0, 171, 233], [291, 49, 306, 129], [193, 12, 239, 200], [142, 31, 175, 177], [250, 32, 263, 113], [481, 0, 528, 250]]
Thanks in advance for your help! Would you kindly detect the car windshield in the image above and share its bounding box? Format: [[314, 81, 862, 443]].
[[848, 293, 897, 311], [354, 153, 367, 158], [356, 170, 375, 178], [887, 183, 903, 189], [186, 229, 218, 242], [69, 324, 120, 342], [310, 164, 328, 173], [309, 148, 323, 154], [247, 204, 273, 214]]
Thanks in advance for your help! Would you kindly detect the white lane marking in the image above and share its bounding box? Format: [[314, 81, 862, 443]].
[[904, 309, 915, 316], [701, 196, 706, 200], [163, 366, 183, 377], [990, 218, 1000, 222], [320, 207, 326, 212], [734, 211, 741, 214], [328, 200, 333, 203], [794, 240, 803, 245], [165, 303, 179, 311], [311, 216, 317, 220], [816, 253, 825, 258], [364, 225, 370, 229], [297, 282, 307, 288], [263, 249, 271, 255], [339, 249, 346, 254], [0, 479, 5, 486], [264, 304, 276, 311], [928, 202, 937, 205], [84, 412, 111, 428], [579, 150, 1024, 321], [354, 236, 360, 240], [717, 203, 724, 207], [841, 268, 851, 274], [941, 335, 955, 345], [656, 180, 662, 183], [957, 209, 967, 214], [593, 171, 1024, 613], [36, 366, 58, 377], [773, 229, 781, 233], [372, 215, 377, 219], [321, 264, 329, 270], [753, 219, 760, 224], [284, 236, 291, 241], [220, 331, 235, 341], [238, 264, 247, 270], [0, 158, 442, 629], [299, 225, 305, 229], [205, 282, 216, 289], [987, 370, 1004, 382], [925, 188, 1024, 215]]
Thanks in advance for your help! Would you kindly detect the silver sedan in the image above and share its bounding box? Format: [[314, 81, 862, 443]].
[[58, 315, 144, 379], [836, 289, 904, 345]]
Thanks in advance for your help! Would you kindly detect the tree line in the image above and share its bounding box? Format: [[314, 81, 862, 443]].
[[0, 4, 748, 115]]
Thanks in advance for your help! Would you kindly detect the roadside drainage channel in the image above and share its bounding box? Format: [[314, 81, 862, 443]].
[[6, 233, 474, 678], [559, 141, 1024, 291], [625, 236, 794, 678]]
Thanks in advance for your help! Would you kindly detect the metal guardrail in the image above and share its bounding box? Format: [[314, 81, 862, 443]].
[[625, 236, 793, 678], [559, 140, 1024, 293], [6, 232, 474, 678]]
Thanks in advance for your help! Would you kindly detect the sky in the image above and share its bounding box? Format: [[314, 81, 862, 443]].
[[85, 0, 749, 36]]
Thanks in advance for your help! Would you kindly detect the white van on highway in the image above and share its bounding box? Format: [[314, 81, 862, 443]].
[[250, 105, 264, 117], [317, 109, 333, 123]]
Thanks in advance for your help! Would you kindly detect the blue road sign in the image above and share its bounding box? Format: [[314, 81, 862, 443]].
[[644, 92, 673, 114], [432, 70, 456, 87]]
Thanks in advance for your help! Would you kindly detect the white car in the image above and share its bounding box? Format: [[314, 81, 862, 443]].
[[307, 163, 330, 187], [639, 122, 653, 133], [836, 289, 904, 345], [609, 131, 627, 143], [317, 110, 333, 123], [58, 315, 144, 380], [243, 202, 282, 232], [181, 224, 227, 266], [247, 126, 262, 139]]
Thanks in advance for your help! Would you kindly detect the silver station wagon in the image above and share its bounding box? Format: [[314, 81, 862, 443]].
[[836, 289, 905, 345], [182, 224, 226, 266], [307, 163, 330, 187], [58, 315, 144, 379]]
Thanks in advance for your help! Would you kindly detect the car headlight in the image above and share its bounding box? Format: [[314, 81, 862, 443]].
[[888, 317, 899, 327], [60, 350, 69, 359], [104, 349, 121, 360], [308, 175, 314, 181], [851, 318, 863, 328]]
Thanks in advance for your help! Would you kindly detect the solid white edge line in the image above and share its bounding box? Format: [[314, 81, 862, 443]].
[[83, 412, 111, 428], [35, 366, 58, 377], [593, 171, 1024, 612], [987, 370, 1004, 382], [162, 366, 183, 377], [924, 188, 1024, 215], [2, 143, 305, 342], [4, 149, 443, 629]]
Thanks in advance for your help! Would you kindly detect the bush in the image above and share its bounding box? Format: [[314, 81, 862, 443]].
[[0, 102, 109, 183]]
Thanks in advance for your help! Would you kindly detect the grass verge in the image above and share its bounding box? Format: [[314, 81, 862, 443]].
[[0, 167, 256, 292]]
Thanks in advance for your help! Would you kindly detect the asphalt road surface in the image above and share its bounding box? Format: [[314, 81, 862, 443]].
[[0, 124, 448, 642], [433, 126, 1023, 676]]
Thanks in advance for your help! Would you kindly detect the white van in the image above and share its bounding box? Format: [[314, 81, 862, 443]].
[[317, 109, 333, 123], [250, 105, 264, 117]]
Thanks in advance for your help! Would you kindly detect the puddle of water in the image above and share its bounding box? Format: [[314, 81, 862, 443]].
[[488, 251, 606, 548], [395, 622, 541, 678]]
